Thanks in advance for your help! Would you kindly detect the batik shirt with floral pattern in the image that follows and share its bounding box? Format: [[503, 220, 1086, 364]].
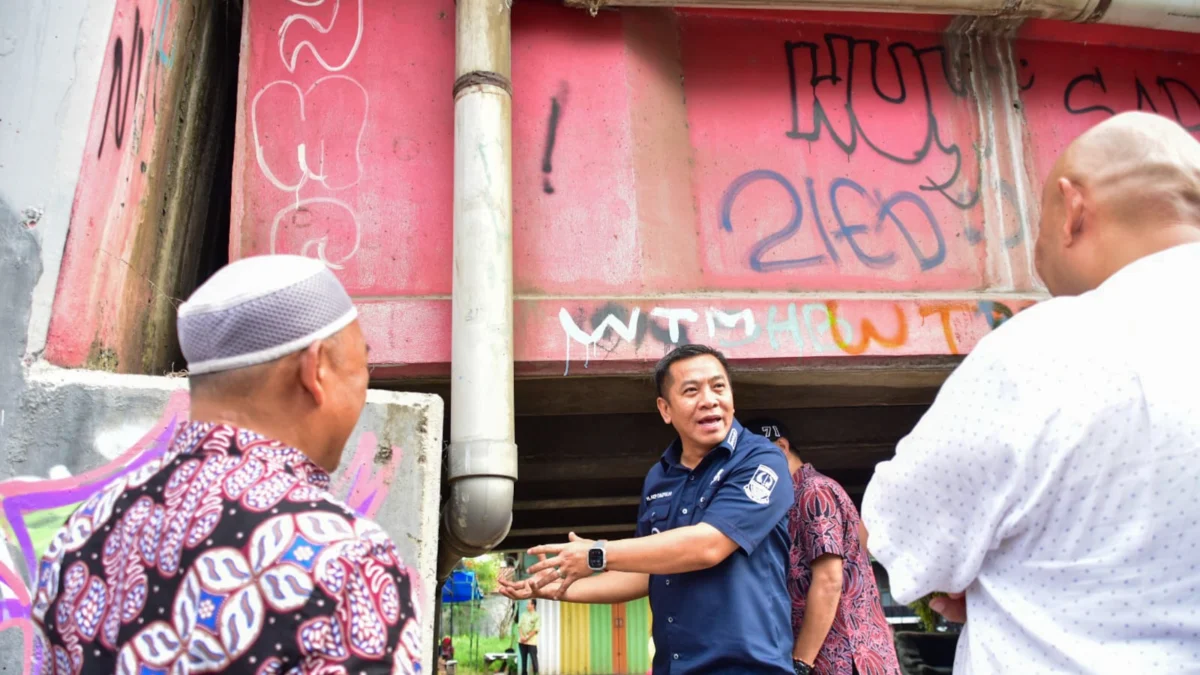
[[30, 421, 423, 675], [789, 464, 900, 675]]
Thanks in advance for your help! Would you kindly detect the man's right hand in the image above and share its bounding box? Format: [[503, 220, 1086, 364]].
[[497, 560, 562, 600], [929, 591, 967, 623]]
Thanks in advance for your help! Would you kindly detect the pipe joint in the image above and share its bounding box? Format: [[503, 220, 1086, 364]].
[[447, 439, 519, 481], [453, 71, 513, 99]]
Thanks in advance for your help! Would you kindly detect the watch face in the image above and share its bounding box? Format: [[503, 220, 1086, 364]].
[[588, 548, 604, 569]]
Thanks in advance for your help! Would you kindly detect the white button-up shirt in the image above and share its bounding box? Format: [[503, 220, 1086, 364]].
[[862, 242, 1200, 674]]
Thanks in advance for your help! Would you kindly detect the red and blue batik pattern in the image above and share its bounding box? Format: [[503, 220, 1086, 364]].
[[788, 464, 901, 675], [31, 422, 422, 675]]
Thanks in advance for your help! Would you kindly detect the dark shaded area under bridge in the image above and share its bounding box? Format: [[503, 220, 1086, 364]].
[[379, 355, 955, 553]]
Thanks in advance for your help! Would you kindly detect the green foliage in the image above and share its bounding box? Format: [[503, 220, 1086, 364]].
[[908, 592, 946, 632], [445, 634, 514, 674], [463, 553, 503, 595]]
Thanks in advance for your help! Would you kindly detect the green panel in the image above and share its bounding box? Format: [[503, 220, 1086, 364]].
[[625, 597, 651, 673], [589, 603, 613, 674]]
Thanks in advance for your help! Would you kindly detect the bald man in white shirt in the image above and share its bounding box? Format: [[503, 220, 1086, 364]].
[[862, 111, 1200, 673]]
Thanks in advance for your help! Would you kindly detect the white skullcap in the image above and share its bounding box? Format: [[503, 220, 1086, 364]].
[[177, 254, 358, 375]]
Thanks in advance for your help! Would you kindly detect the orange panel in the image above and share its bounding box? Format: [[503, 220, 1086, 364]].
[[612, 603, 628, 673]]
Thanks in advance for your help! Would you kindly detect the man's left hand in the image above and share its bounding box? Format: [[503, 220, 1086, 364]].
[[527, 532, 595, 599]]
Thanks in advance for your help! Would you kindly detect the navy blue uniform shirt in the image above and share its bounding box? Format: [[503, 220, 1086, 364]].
[[638, 418, 794, 674]]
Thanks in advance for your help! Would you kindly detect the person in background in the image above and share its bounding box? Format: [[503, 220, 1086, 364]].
[[746, 417, 900, 675], [518, 600, 541, 675], [439, 636, 455, 673], [861, 111, 1200, 672], [497, 345, 795, 674], [30, 255, 422, 674]]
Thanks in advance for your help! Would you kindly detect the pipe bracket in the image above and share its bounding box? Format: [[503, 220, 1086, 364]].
[[447, 439, 519, 481]]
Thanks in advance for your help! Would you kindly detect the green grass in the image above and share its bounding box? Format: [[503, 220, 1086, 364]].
[[444, 634, 518, 674]]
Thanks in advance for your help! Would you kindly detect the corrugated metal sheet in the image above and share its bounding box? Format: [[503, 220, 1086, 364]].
[[625, 597, 652, 674], [560, 602, 592, 674], [526, 593, 653, 674], [541, 600, 562, 674], [589, 604, 613, 673]]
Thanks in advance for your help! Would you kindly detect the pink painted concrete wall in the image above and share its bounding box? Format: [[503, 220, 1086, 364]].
[[217, 3, 1199, 377], [44, 0, 181, 369]]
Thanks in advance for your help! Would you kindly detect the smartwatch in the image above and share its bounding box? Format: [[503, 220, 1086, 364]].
[[792, 659, 812, 675], [587, 540, 607, 572]]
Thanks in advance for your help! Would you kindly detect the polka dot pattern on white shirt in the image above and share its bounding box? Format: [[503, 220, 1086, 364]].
[[862, 243, 1200, 674]]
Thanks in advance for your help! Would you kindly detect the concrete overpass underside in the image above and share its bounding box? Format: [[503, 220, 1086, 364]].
[[392, 356, 955, 552]]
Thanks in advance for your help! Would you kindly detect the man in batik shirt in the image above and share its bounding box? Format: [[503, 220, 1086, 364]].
[[746, 418, 899, 675], [31, 255, 423, 674]]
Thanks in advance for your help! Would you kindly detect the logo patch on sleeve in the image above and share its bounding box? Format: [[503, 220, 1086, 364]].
[[743, 464, 778, 505]]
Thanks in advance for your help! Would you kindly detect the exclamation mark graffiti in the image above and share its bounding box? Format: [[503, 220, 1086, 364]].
[[542, 84, 568, 194]]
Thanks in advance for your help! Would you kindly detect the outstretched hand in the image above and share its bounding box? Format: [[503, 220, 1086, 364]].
[[497, 554, 563, 601], [524, 532, 596, 600]]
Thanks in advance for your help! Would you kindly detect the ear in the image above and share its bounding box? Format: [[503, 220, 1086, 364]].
[[297, 340, 328, 406], [1058, 177, 1086, 246], [656, 396, 671, 425]]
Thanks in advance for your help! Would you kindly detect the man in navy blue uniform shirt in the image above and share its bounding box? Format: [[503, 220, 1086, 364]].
[[499, 344, 795, 674]]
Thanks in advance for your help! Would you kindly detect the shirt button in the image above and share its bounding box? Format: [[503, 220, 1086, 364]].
[[668, 616, 674, 623], [689, 475, 695, 481], [673, 654, 680, 660], [681, 508, 688, 515], [665, 579, 671, 586], [700, 497, 705, 503]]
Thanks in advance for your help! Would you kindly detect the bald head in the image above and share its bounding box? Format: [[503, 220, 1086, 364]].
[[1035, 112, 1200, 296]]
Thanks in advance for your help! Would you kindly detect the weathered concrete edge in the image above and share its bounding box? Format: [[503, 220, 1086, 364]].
[[365, 386, 446, 656], [0, 0, 121, 359]]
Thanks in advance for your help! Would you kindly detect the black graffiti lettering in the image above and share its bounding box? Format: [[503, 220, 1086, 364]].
[[1063, 68, 1200, 132], [1018, 58, 1035, 92], [1157, 77, 1200, 132], [98, 8, 146, 159], [1135, 78, 1160, 113], [542, 98, 562, 194], [1064, 68, 1117, 117], [783, 34, 976, 210]]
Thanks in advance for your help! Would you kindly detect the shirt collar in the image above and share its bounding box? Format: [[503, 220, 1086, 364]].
[[172, 420, 331, 490], [1099, 241, 1200, 291], [660, 418, 745, 468]]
